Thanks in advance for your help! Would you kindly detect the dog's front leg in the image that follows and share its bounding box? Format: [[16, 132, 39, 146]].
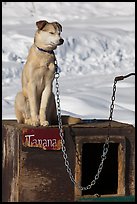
[[40, 83, 52, 126], [28, 82, 40, 126]]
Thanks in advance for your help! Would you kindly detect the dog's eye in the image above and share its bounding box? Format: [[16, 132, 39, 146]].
[[49, 32, 54, 34]]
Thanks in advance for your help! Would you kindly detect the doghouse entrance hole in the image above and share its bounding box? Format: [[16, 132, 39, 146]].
[[81, 143, 119, 196]]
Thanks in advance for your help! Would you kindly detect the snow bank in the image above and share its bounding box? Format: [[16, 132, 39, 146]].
[[2, 2, 135, 126], [2, 2, 135, 24], [2, 27, 135, 81]]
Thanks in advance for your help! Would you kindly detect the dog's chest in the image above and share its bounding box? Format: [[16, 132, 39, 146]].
[[33, 60, 55, 88], [40, 60, 55, 76], [39, 54, 55, 73]]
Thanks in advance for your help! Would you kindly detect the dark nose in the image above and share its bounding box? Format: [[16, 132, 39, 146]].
[[59, 38, 64, 44]]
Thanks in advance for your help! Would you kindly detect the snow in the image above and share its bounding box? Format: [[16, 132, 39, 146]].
[[2, 2, 135, 126]]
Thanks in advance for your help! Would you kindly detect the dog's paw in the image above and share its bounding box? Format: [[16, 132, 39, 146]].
[[25, 118, 32, 125], [40, 120, 49, 126], [31, 120, 40, 127], [31, 117, 40, 126]]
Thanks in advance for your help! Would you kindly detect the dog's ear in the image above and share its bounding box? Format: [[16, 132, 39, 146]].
[[36, 20, 48, 30], [54, 22, 62, 32]]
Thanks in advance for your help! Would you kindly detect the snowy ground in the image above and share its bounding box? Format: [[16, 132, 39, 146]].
[[2, 2, 135, 126]]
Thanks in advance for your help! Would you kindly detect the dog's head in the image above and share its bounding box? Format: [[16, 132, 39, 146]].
[[34, 20, 64, 51]]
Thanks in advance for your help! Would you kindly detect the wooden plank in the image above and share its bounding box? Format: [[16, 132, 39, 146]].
[[2, 125, 20, 202], [78, 195, 135, 202]]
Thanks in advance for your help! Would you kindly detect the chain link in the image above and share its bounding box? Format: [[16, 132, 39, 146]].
[[54, 60, 134, 191], [55, 66, 116, 191]]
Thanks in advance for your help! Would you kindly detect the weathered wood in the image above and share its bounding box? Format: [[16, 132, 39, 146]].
[[2, 120, 75, 202], [74, 136, 126, 200], [2, 119, 135, 202], [2, 124, 20, 202]]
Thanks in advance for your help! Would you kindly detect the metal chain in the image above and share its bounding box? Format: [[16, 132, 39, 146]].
[[54, 59, 135, 191]]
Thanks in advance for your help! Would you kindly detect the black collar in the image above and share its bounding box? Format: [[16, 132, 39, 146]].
[[36, 46, 54, 54]]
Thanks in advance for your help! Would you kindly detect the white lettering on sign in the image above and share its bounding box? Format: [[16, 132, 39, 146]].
[[25, 134, 35, 145], [24, 134, 57, 149]]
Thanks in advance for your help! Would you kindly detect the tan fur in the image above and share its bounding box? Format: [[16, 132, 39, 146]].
[[15, 20, 81, 126]]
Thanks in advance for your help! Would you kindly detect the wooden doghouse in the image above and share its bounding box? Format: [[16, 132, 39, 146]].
[[2, 119, 135, 202]]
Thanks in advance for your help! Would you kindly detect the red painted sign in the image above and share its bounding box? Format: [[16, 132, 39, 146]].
[[22, 128, 61, 150]]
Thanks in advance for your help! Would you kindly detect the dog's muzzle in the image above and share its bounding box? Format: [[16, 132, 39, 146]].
[[59, 38, 64, 45]]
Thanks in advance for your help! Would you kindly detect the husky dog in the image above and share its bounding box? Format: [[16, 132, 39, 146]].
[[15, 20, 64, 126], [15, 20, 81, 126]]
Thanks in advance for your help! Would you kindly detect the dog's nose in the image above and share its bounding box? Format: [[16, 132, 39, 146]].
[[59, 38, 64, 44]]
